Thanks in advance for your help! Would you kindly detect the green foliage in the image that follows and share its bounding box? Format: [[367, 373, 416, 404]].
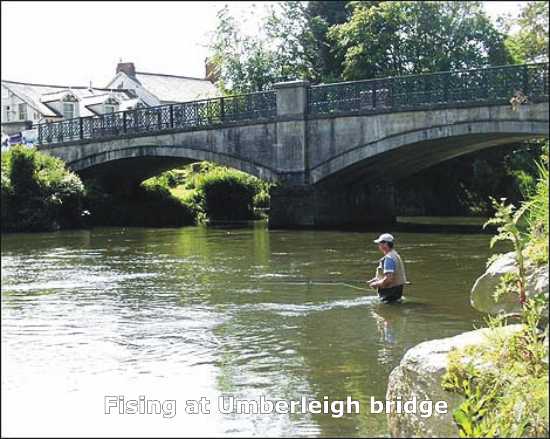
[[484, 197, 529, 303], [502, 1, 549, 63], [149, 162, 271, 223], [442, 146, 549, 437], [524, 152, 549, 264], [208, 2, 311, 93], [146, 169, 186, 188], [1, 145, 86, 232], [328, 1, 510, 80], [194, 166, 262, 221], [302, 1, 353, 83], [85, 179, 195, 228], [442, 295, 549, 437]]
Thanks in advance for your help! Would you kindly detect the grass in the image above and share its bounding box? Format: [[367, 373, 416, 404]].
[[441, 143, 549, 437], [146, 162, 272, 223]]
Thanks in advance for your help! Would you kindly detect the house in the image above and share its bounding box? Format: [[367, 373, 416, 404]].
[[1, 61, 220, 137], [105, 62, 219, 106], [1, 81, 140, 136]]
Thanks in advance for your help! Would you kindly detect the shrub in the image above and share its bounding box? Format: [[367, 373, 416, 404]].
[[442, 146, 549, 437], [1, 145, 86, 232], [524, 157, 548, 264], [85, 179, 196, 227], [145, 162, 272, 222], [195, 167, 260, 221]]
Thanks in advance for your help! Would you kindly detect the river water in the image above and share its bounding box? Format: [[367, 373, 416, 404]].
[[1, 221, 489, 437]]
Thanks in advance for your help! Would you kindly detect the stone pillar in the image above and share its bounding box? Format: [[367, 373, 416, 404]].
[[269, 181, 397, 229], [272, 80, 310, 185], [269, 79, 396, 228]]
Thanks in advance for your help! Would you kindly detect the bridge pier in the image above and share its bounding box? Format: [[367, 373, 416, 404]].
[[269, 182, 397, 228]]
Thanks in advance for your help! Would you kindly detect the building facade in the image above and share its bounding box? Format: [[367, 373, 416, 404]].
[[1, 61, 219, 137]]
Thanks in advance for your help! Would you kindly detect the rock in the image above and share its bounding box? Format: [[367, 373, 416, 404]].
[[471, 252, 549, 316], [386, 325, 522, 438]]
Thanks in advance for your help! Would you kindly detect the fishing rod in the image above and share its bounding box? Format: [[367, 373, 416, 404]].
[[243, 278, 412, 291]]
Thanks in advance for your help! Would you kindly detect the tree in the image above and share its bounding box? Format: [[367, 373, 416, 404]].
[[504, 1, 549, 63], [265, 1, 313, 81], [207, 5, 278, 94], [303, 1, 352, 82], [328, 1, 511, 80], [208, 2, 313, 94]]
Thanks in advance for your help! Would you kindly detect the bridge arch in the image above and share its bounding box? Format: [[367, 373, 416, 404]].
[[310, 118, 549, 185], [67, 143, 280, 184]]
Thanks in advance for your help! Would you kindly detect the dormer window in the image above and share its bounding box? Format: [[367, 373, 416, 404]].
[[63, 102, 75, 119], [61, 93, 78, 119], [104, 104, 116, 114]]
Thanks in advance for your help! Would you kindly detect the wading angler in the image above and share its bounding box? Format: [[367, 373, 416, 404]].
[[218, 395, 360, 418]]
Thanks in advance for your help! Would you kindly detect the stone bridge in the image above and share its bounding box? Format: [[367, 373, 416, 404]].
[[37, 63, 549, 227]]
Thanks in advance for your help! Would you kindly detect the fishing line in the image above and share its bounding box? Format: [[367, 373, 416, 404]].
[[234, 278, 375, 292]]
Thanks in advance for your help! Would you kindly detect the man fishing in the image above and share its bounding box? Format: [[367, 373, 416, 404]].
[[368, 233, 407, 303]]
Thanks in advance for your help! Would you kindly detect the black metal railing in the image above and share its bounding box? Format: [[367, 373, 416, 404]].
[[308, 62, 549, 115], [38, 90, 277, 145], [37, 63, 548, 145]]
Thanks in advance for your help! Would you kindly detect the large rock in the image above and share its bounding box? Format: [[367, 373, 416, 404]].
[[471, 252, 549, 316], [386, 325, 522, 438]]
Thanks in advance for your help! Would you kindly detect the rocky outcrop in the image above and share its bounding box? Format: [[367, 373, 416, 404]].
[[386, 252, 548, 437], [386, 325, 522, 438], [470, 251, 549, 317]]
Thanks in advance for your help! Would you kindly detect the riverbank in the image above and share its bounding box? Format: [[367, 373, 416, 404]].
[[1, 146, 269, 232], [386, 148, 549, 437], [1, 144, 86, 232]]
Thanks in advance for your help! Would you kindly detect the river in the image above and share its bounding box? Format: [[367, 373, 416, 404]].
[[1, 221, 489, 437]]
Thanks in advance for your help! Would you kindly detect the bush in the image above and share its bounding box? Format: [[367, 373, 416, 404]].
[[195, 167, 260, 221], [145, 162, 272, 222], [1, 145, 86, 232], [442, 146, 549, 437], [524, 155, 548, 264], [85, 179, 196, 227]]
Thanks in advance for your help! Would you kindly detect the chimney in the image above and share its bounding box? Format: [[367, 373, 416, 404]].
[[117, 62, 136, 77], [205, 57, 219, 83]]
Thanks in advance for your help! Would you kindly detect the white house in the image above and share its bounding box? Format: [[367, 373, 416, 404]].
[[1, 81, 140, 136], [105, 62, 219, 106], [1, 61, 220, 137]]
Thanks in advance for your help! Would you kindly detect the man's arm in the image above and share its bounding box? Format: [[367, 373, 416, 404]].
[[369, 273, 394, 289], [369, 256, 396, 289]]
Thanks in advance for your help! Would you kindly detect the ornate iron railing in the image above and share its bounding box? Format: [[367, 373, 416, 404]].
[[37, 63, 548, 145], [38, 90, 277, 145], [308, 63, 549, 115]]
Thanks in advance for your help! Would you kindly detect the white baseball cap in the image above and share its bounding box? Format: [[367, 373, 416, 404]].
[[373, 233, 394, 244]]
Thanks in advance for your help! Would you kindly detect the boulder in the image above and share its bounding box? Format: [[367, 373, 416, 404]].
[[471, 252, 549, 316], [386, 325, 522, 438]]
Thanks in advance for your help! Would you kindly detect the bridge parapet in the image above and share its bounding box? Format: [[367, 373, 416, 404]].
[[38, 90, 277, 145], [37, 63, 548, 147], [307, 62, 548, 116]]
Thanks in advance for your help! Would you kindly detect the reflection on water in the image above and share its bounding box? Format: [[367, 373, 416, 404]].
[[1, 221, 488, 437]]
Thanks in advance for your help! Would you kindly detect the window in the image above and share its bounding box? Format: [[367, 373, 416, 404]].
[[18, 103, 27, 120], [4, 106, 11, 122], [104, 104, 116, 114], [63, 102, 75, 119]]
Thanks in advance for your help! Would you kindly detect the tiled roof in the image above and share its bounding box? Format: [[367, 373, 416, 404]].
[[133, 72, 219, 103], [1, 80, 135, 118]]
